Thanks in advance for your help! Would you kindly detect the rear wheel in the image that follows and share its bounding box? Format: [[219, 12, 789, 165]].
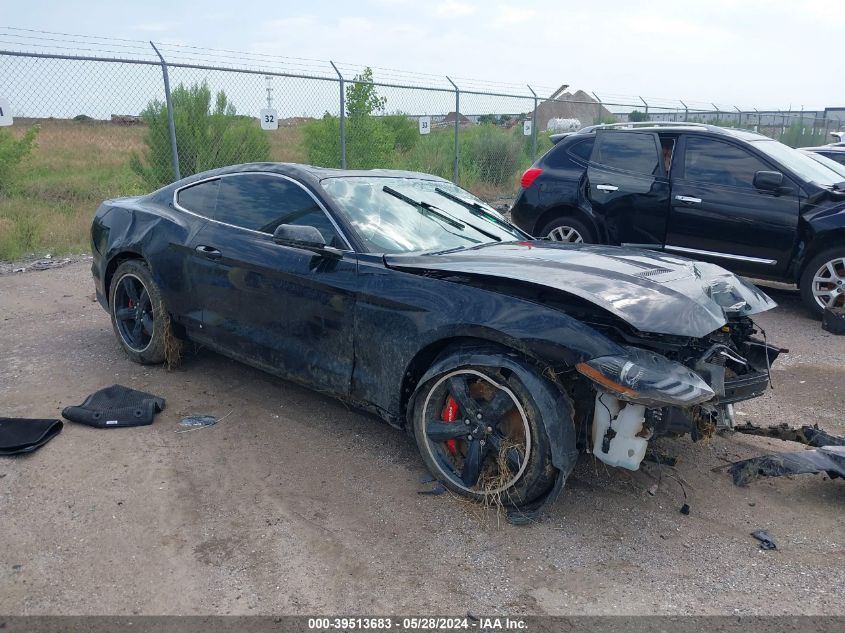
[[541, 217, 594, 244], [109, 260, 172, 364], [800, 248, 845, 318], [411, 360, 559, 506]]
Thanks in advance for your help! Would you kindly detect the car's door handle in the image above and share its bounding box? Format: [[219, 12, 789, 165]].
[[675, 195, 702, 204], [596, 184, 619, 192], [195, 245, 222, 260]]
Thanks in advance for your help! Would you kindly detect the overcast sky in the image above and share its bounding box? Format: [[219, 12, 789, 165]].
[[3, 0, 842, 110]]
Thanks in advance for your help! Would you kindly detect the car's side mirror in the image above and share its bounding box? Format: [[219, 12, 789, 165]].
[[753, 170, 784, 192], [273, 224, 341, 258]]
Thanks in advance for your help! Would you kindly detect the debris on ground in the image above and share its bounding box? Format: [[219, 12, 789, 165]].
[[730, 446, 845, 486], [179, 415, 218, 428], [175, 411, 231, 433], [733, 422, 845, 447], [822, 306, 845, 335], [680, 503, 691, 515], [751, 529, 777, 550]]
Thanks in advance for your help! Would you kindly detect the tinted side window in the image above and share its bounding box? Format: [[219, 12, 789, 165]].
[[823, 152, 845, 166], [683, 137, 769, 188], [176, 179, 219, 217], [215, 175, 340, 245], [569, 138, 594, 161], [593, 132, 660, 174]]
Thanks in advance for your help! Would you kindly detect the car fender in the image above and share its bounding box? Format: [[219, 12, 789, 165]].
[[794, 201, 845, 281]]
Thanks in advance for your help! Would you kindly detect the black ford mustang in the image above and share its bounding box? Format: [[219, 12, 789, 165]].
[[91, 163, 781, 514]]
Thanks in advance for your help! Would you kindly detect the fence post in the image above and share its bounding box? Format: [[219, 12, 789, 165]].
[[330, 61, 346, 169], [680, 100, 689, 122], [527, 84, 538, 158], [591, 92, 604, 125], [446, 76, 459, 184], [639, 96, 648, 120], [150, 41, 180, 181], [734, 106, 743, 127]]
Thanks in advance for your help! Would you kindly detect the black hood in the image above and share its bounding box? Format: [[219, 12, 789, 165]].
[[385, 242, 776, 338]]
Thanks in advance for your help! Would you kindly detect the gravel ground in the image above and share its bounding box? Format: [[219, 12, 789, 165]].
[[0, 262, 843, 616]]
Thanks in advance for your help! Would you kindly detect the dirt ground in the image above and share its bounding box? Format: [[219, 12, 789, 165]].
[[1, 261, 843, 616]]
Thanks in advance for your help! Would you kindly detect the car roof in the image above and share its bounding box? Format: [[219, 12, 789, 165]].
[[205, 162, 450, 183], [568, 122, 771, 142], [800, 145, 845, 153]]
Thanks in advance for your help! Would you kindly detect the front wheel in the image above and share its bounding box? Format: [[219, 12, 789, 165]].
[[800, 248, 845, 318], [411, 360, 560, 506]]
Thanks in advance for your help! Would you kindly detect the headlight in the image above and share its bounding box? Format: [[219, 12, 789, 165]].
[[576, 348, 715, 407]]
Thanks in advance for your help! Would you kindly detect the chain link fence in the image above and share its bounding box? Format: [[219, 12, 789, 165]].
[[1, 33, 843, 260]]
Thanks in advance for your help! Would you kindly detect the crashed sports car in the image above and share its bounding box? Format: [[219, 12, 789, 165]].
[[91, 163, 782, 515]]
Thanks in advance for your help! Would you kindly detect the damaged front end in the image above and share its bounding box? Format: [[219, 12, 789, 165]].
[[572, 317, 783, 471]]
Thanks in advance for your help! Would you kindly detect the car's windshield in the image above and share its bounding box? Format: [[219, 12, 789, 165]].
[[801, 150, 845, 179], [751, 139, 843, 187], [321, 176, 528, 253]]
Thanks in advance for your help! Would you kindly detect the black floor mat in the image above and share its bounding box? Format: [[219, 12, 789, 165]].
[[0, 418, 63, 455], [62, 385, 165, 428]]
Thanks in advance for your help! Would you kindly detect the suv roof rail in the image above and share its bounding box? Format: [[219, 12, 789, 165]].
[[592, 121, 711, 130]]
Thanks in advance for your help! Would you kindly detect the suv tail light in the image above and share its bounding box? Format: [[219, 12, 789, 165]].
[[520, 167, 543, 189]]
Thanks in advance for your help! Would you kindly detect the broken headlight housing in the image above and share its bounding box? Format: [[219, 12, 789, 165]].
[[576, 347, 715, 407]]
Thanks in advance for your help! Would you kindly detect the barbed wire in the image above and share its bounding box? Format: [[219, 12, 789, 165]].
[[0, 26, 841, 113]]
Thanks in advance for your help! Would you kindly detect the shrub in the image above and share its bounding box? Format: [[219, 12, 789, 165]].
[[302, 114, 341, 167], [382, 114, 418, 153], [131, 82, 271, 189], [0, 126, 39, 193], [459, 125, 524, 187]]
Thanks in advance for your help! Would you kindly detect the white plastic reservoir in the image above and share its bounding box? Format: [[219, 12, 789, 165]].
[[592, 393, 649, 470]]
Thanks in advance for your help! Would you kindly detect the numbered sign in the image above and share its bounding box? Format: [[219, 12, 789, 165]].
[[419, 116, 431, 135], [0, 97, 12, 127], [260, 108, 278, 131], [523, 120, 532, 136]]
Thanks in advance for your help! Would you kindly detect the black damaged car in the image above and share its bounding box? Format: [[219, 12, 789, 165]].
[[511, 122, 845, 317], [91, 164, 782, 515]]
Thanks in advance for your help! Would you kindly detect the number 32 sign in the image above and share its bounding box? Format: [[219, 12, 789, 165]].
[[260, 108, 278, 131]]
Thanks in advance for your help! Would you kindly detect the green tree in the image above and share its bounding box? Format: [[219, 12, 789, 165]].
[[0, 126, 39, 193], [131, 82, 271, 189], [346, 68, 386, 118], [628, 109, 649, 122]]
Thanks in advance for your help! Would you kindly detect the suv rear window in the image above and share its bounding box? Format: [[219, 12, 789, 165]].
[[592, 132, 660, 175], [569, 138, 594, 161]]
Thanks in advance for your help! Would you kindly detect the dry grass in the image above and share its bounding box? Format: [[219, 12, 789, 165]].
[[268, 124, 307, 164], [0, 118, 147, 261], [0, 119, 317, 261]]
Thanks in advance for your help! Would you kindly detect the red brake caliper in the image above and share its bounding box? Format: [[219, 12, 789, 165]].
[[441, 395, 459, 456]]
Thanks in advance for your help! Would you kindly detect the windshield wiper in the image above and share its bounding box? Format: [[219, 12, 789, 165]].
[[434, 187, 517, 233], [382, 185, 503, 242], [382, 186, 466, 230]]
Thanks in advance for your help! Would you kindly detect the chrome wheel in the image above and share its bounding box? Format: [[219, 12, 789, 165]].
[[548, 225, 584, 243], [420, 369, 531, 495], [811, 257, 845, 310]]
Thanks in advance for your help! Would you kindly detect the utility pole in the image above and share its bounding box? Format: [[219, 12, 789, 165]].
[[265, 76, 273, 109]]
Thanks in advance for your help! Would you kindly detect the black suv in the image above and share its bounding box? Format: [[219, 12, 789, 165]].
[[511, 122, 845, 316]]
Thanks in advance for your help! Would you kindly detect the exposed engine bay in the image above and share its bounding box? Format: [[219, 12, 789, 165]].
[[572, 316, 785, 471]]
